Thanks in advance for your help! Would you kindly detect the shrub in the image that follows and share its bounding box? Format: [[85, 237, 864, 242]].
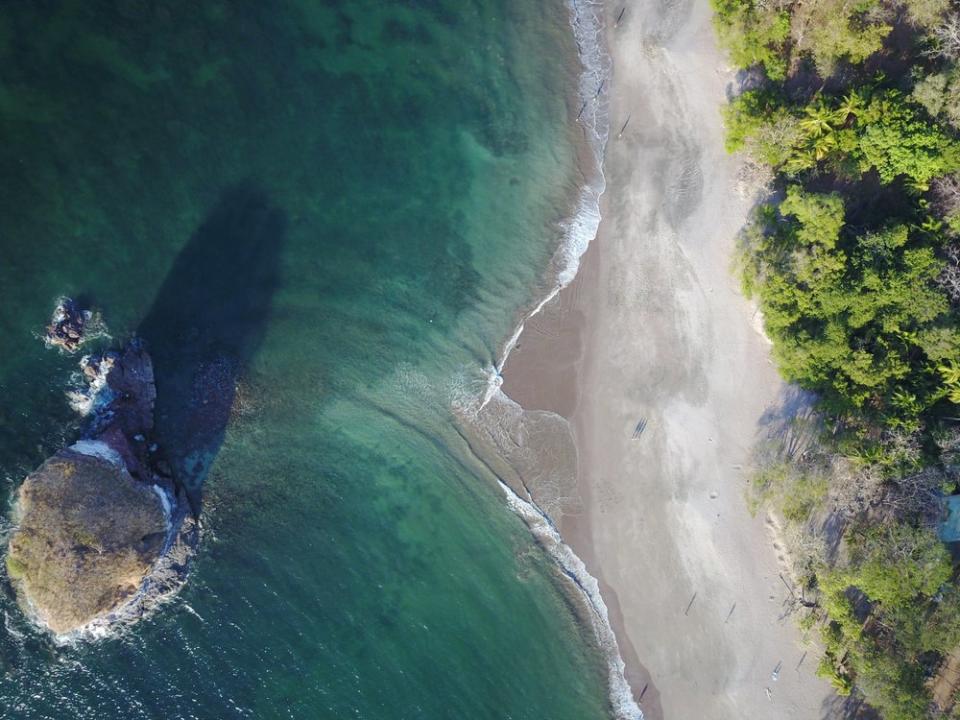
[[5, 555, 26, 580], [712, 0, 791, 79], [848, 524, 952, 608]]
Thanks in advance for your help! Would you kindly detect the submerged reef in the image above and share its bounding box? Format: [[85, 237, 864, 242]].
[[6, 340, 196, 638]]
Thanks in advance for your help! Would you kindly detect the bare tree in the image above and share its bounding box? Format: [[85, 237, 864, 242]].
[[937, 425, 960, 471], [828, 457, 885, 519], [880, 427, 923, 468], [884, 467, 946, 525], [936, 243, 960, 305], [931, 175, 960, 301], [933, 173, 960, 218], [783, 522, 828, 581], [932, 13, 960, 61], [735, 159, 775, 200]]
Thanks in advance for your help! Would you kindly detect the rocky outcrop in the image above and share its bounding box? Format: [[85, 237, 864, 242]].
[[44, 297, 91, 352], [6, 339, 193, 638], [6, 450, 169, 635]]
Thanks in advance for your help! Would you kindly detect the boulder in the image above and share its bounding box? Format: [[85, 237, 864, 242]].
[[44, 298, 90, 353], [6, 449, 168, 635], [6, 339, 188, 637]]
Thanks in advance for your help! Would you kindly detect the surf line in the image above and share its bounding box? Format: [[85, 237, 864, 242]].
[[479, 0, 609, 411], [498, 477, 643, 720], [471, 2, 643, 718]]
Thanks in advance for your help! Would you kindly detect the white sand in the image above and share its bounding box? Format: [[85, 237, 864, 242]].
[[502, 0, 836, 716]]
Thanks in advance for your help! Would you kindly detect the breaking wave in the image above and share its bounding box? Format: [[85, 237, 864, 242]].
[[457, 3, 644, 718]]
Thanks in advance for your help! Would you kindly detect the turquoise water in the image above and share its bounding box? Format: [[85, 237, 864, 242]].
[[0, 1, 614, 718]]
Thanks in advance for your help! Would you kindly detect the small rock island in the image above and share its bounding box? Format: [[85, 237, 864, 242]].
[[7, 312, 195, 638], [44, 297, 93, 353]]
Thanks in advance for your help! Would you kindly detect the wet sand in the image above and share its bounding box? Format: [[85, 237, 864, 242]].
[[501, 0, 835, 717]]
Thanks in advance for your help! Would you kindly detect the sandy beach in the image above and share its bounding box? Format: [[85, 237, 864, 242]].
[[500, 0, 836, 717]]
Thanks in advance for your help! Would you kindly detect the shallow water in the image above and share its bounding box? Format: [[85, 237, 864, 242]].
[[0, 2, 612, 718]]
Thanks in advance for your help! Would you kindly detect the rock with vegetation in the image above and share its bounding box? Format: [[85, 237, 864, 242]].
[[7, 449, 169, 635], [5, 339, 192, 638]]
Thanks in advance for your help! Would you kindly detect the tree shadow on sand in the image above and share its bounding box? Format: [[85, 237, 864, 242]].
[[820, 691, 881, 719], [756, 384, 819, 462], [137, 182, 285, 516], [756, 385, 854, 563]]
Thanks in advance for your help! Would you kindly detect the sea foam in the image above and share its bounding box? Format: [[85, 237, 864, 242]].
[[465, 2, 644, 718], [500, 474, 643, 720], [68, 440, 123, 468], [461, 387, 643, 720], [478, 0, 608, 407]]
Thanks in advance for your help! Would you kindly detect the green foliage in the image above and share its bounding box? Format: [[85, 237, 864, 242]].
[[918, 588, 960, 653], [783, 474, 830, 522], [940, 360, 960, 402], [5, 554, 26, 580], [949, 213, 960, 235], [856, 91, 960, 186], [798, 607, 820, 635], [723, 90, 802, 164], [713, 1, 960, 715], [749, 459, 829, 521], [711, 0, 790, 79], [791, 0, 890, 75], [818, 651, 856, 694], [854, 648, 934, 720], [818, 559, 949, 718], [727, 88, 960, 184], [743, 186, 956, 423], [930, 608, 960, 666], [848, 525, 952, 607]]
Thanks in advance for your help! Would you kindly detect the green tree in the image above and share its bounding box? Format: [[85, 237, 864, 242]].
[[712, 0, 791, 79], [723, 90, 801, 166], [744, 187, 955, 422], [712, 4, 960, 715], [855, 91, 960, 186], [848, 524, 952, 608]]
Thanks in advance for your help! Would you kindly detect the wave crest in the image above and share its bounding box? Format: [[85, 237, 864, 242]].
[[454, 3, 644, 718]]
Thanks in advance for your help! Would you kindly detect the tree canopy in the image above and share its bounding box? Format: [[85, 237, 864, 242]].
[[712, 0, 960, 714]]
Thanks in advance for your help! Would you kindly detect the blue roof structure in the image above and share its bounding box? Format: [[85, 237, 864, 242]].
[[939, 495, 960, 543]]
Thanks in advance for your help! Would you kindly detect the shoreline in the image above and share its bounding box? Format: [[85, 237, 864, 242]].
[[498, 0, 836, 717], [456, 2, 648, 716], [483, 0, 609, 401]]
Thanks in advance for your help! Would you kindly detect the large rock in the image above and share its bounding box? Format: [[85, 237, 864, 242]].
[[6, 448, 169, 635], [6, 338, 189, 638]]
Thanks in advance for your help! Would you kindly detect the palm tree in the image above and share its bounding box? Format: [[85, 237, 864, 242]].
[[834, 92, 864, 125], [812, 132, 839, 160], [799, 102, 836, 137], [939, 360, 960, 403]]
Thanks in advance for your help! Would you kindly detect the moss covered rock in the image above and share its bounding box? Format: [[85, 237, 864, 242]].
[[7, 448, 168, 636]]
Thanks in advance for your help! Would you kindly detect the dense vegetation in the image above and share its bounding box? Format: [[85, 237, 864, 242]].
[[712, 0, 960, 715]]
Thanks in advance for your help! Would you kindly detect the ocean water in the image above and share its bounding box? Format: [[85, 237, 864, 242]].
[[0, 1, 616, 719]]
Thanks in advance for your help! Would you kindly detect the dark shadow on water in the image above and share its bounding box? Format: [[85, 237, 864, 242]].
[[137, 182, 285, 515]]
